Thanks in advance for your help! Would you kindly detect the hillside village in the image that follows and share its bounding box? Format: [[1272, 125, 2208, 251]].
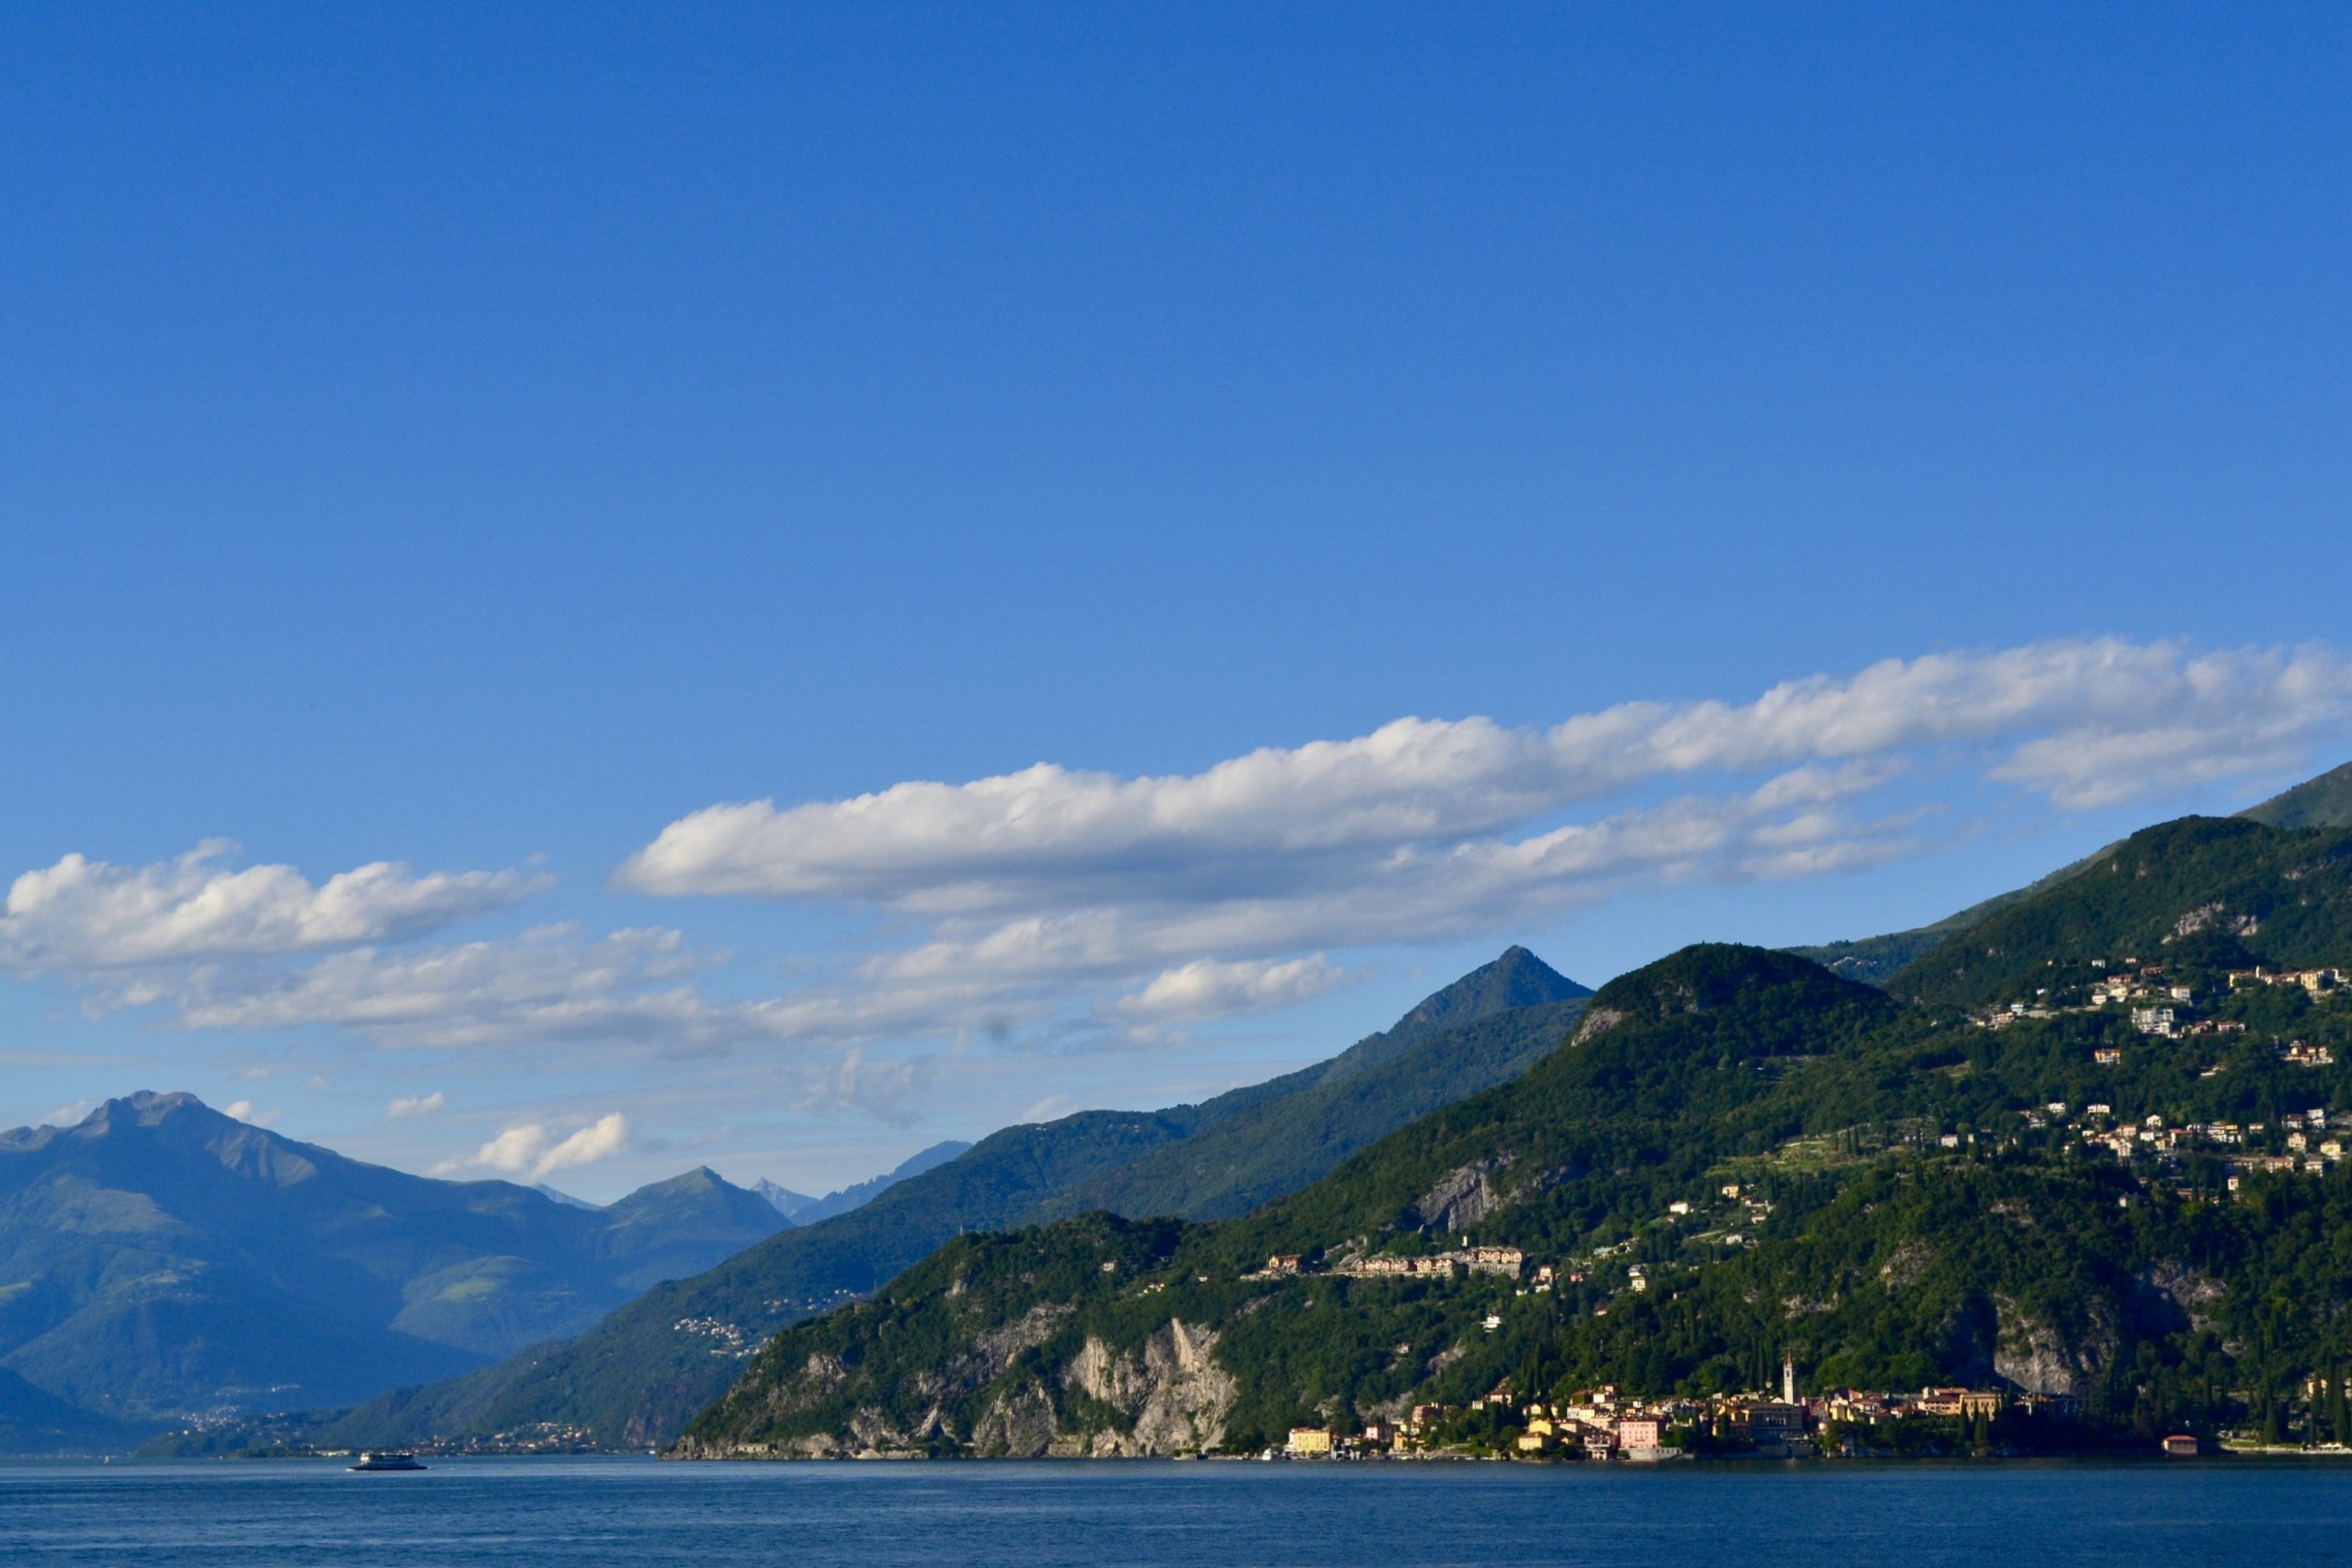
[[672, 812, 2352, 1466]]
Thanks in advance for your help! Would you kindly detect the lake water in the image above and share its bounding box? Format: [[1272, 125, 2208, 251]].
[[6, 1457, 2351, 1567]]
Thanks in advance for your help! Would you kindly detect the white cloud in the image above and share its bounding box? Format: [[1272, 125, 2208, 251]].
[[1110, 956, 1354, 1024], [599, 638, 2352, 1054], [387, 1091, 446, 1119], [0, 841, 546, 972], [793, 1047, 936, 1124], [618, 640, 2352, 905], [453, 1113, 629, 1179], [167, 925, 784, 1051], [11, 639, 2347, 1112], [40, 1101, 92, 1128], [222, 1100, 278, 1127]]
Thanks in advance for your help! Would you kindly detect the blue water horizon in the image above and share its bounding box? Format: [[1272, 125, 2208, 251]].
[[8, 1454, 2352, 1566]]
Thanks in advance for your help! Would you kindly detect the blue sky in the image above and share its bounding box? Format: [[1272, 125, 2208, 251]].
[[3, 5, 2349, 1198]]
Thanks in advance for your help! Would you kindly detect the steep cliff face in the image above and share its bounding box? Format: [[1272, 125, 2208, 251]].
[[676, 1314, 1237, 1461], [1058, 1321, 1236, 1456], [673, 1215, 1217, 1459], [1994, 1302, 2117, 1398]]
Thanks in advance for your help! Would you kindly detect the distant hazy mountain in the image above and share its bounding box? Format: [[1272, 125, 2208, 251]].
[[532, 1183, 602, 1210], [325, 948, 1590, 1450], [0, 1366, 143, 1455], [0, 1094, 787, 1435], [752, 1140, 973, 1226]]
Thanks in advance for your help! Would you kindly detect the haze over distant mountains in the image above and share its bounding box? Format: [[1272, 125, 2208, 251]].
[[16, 757, 2352, 1457], [212, 947, 1596, 1453], [0, 948, 1593, 1452], [753, 1141, 972, 1227], [0, 1094, 793, 1431]]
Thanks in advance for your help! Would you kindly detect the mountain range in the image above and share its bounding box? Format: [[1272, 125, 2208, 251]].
[[677, 780, 2352, 1459], [753, 1141, 972, 1226], [0, 1093, 793, 1435], [18, 760, 2352, 1456], [308, 947, 1591, 1450], [684, 801, 2352, 1458]]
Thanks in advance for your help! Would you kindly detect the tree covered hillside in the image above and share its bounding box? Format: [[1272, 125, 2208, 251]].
[[682, 815, 2352, 1459], [1890, 818, 2352, 1008], [318, 949, 1588, 1451]]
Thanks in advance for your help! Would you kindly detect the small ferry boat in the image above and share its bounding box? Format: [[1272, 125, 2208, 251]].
[[348, 1451, 426, 1472]]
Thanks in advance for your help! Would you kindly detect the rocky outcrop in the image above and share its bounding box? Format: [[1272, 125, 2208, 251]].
[[947, 1302, 1073, 1394], [1570, 1007, 1626, 1045], [1412, 1158, 1513, 1232], [1877, 1239, 1934, 1288], [1993, 1298, 2117, 1397], [1061, 1320, 1236, 1456], [2143, 1262, 2225, 1335], [972, 1381, 1059, 1458]]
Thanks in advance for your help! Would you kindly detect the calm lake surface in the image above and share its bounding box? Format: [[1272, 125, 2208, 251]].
[[6, 1457, 2351, 1567]]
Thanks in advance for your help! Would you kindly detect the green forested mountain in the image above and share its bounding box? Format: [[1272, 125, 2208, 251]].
[[683, 814, 2352, 1460], [0, 1093, 787, 1435], [1788, 758, 2352, 987], [317, 949, 1589, 1450], [1039, 949, 1587, 1222], [1888, 817, 2352, 1007], [2243, 759, 2352, 831]]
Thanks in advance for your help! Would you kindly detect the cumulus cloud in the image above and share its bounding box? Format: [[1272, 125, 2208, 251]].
[[1110, 956, 1353, 1024], [600, 638, 2352, 1053], [0, 841, 546, 973], [167, 925, 788, 1051], [451, 1113, 629, 1179], [618, 640, 2352, 905], [387, 1091, 446, 1119], [12, 639, 2348, 1098], [792, 1047, 937, 1124]]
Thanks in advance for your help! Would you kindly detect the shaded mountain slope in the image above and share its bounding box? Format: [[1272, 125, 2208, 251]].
[[685, 902, 2352, 1459], [1040, 949, 1588, 1222], [0, 1094, 785, 1426], [1785, 843, 2122, 985], [323, 949, 1589, 1449], [0, 1365, 145, 1455]]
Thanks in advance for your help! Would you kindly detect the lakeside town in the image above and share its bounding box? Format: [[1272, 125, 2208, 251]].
[[1276, 1362, 2093, 1461], [1273, 1363, 2352, 1462]]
